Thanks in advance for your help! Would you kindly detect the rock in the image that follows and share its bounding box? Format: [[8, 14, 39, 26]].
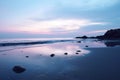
[[85, 45, 88, 47], [50, 54, 55, 57], [82, 35, 88, 39], [25, 56, 29, 58], [77, 50, 81, 52], [104, 29, 120, 39], [97, 29, 120, 40], [13, 66, 26, 73], [76, 35, 88, 39], [77, 41, 81, 43], [64, 53, 68, 55], [76, 28, 120, 40], [76, 53, 79, 54]]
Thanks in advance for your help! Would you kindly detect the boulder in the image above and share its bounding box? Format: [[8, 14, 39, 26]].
[[13, 66, 26, 73], [50, 54, 55, 57], [64, 53, 68, 55]]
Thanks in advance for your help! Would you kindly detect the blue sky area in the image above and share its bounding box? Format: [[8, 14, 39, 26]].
[[0, 0, 120, 38]]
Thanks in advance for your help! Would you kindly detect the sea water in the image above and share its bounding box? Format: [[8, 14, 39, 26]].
[[0, 38, 120, 80]]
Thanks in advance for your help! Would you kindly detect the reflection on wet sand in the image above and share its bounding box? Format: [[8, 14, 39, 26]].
[[104, 40, 120, 47], [0, 39, 120, 80], [76, 39, 120, 47], [23, 43, 90, 57]]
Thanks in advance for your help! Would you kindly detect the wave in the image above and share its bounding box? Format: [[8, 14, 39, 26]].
[[0, 40, 73, 47]]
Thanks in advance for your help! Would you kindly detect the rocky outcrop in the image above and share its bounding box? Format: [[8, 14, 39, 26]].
[[76, 28, 120, 40], [76, 35, 88, 39], [97, 29, 120, 40]]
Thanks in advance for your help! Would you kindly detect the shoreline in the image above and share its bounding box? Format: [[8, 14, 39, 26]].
[[0, 39, 120, 80]]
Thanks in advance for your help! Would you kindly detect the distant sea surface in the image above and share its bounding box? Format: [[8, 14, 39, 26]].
[[0, 38, 73, 43]]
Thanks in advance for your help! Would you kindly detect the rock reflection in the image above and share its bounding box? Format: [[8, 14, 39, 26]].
[[104, 40, 120, 47]]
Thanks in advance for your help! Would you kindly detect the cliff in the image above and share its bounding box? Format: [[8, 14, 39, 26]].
[[76, 28, 120, 40], [97, 29, 120, 40]]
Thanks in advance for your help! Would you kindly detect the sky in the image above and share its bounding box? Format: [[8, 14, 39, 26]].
[[0, 0, 120, 38]]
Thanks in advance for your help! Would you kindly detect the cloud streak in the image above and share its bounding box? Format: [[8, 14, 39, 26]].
[[0, 0, 119, 38], [5, 19, 107, 34]]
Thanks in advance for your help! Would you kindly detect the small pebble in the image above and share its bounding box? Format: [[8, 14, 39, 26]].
[[64, 53, 68, 55], [50, 54, 55, 57], [25, 56, 29, 58], [76, 53, 79, 54], [85, 45, 88, 47], [77, 50, 81, 52]]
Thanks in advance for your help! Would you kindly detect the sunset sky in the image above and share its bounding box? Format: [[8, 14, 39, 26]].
[[0, 0, 120, 38]]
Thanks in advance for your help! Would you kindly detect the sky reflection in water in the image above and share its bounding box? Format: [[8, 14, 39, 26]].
[[0, 41, 90, 80], [23, 43, 90, 56], [0, 39, 120, 80]]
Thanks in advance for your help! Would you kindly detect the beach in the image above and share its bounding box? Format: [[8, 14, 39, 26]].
[[0, 38, 120, 80]]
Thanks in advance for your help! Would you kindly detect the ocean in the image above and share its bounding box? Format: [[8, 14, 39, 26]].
[[0, 38, 120, 80]]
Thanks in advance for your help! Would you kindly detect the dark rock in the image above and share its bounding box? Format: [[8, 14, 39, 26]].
[[77, 41, 81, 43], [25, 56, 29, 58], [76, 35, 88, 39], [75, 37, 81, 38], [104, 29, 120, 39], [77, 50, 81, 52], [85, 45, 88, 47], [76, 53, 79, 54], [64, 53, 68, 55], [50, 54, 55, 57], [13, 66, 26, 73], [82, 35, 88, 39], [97, 29, 120, 40], [89, 36, 96, 38], [76, 28, 120, 40]]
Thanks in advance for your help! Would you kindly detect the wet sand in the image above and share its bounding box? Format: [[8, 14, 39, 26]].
[[0, 39, 120, 80]]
